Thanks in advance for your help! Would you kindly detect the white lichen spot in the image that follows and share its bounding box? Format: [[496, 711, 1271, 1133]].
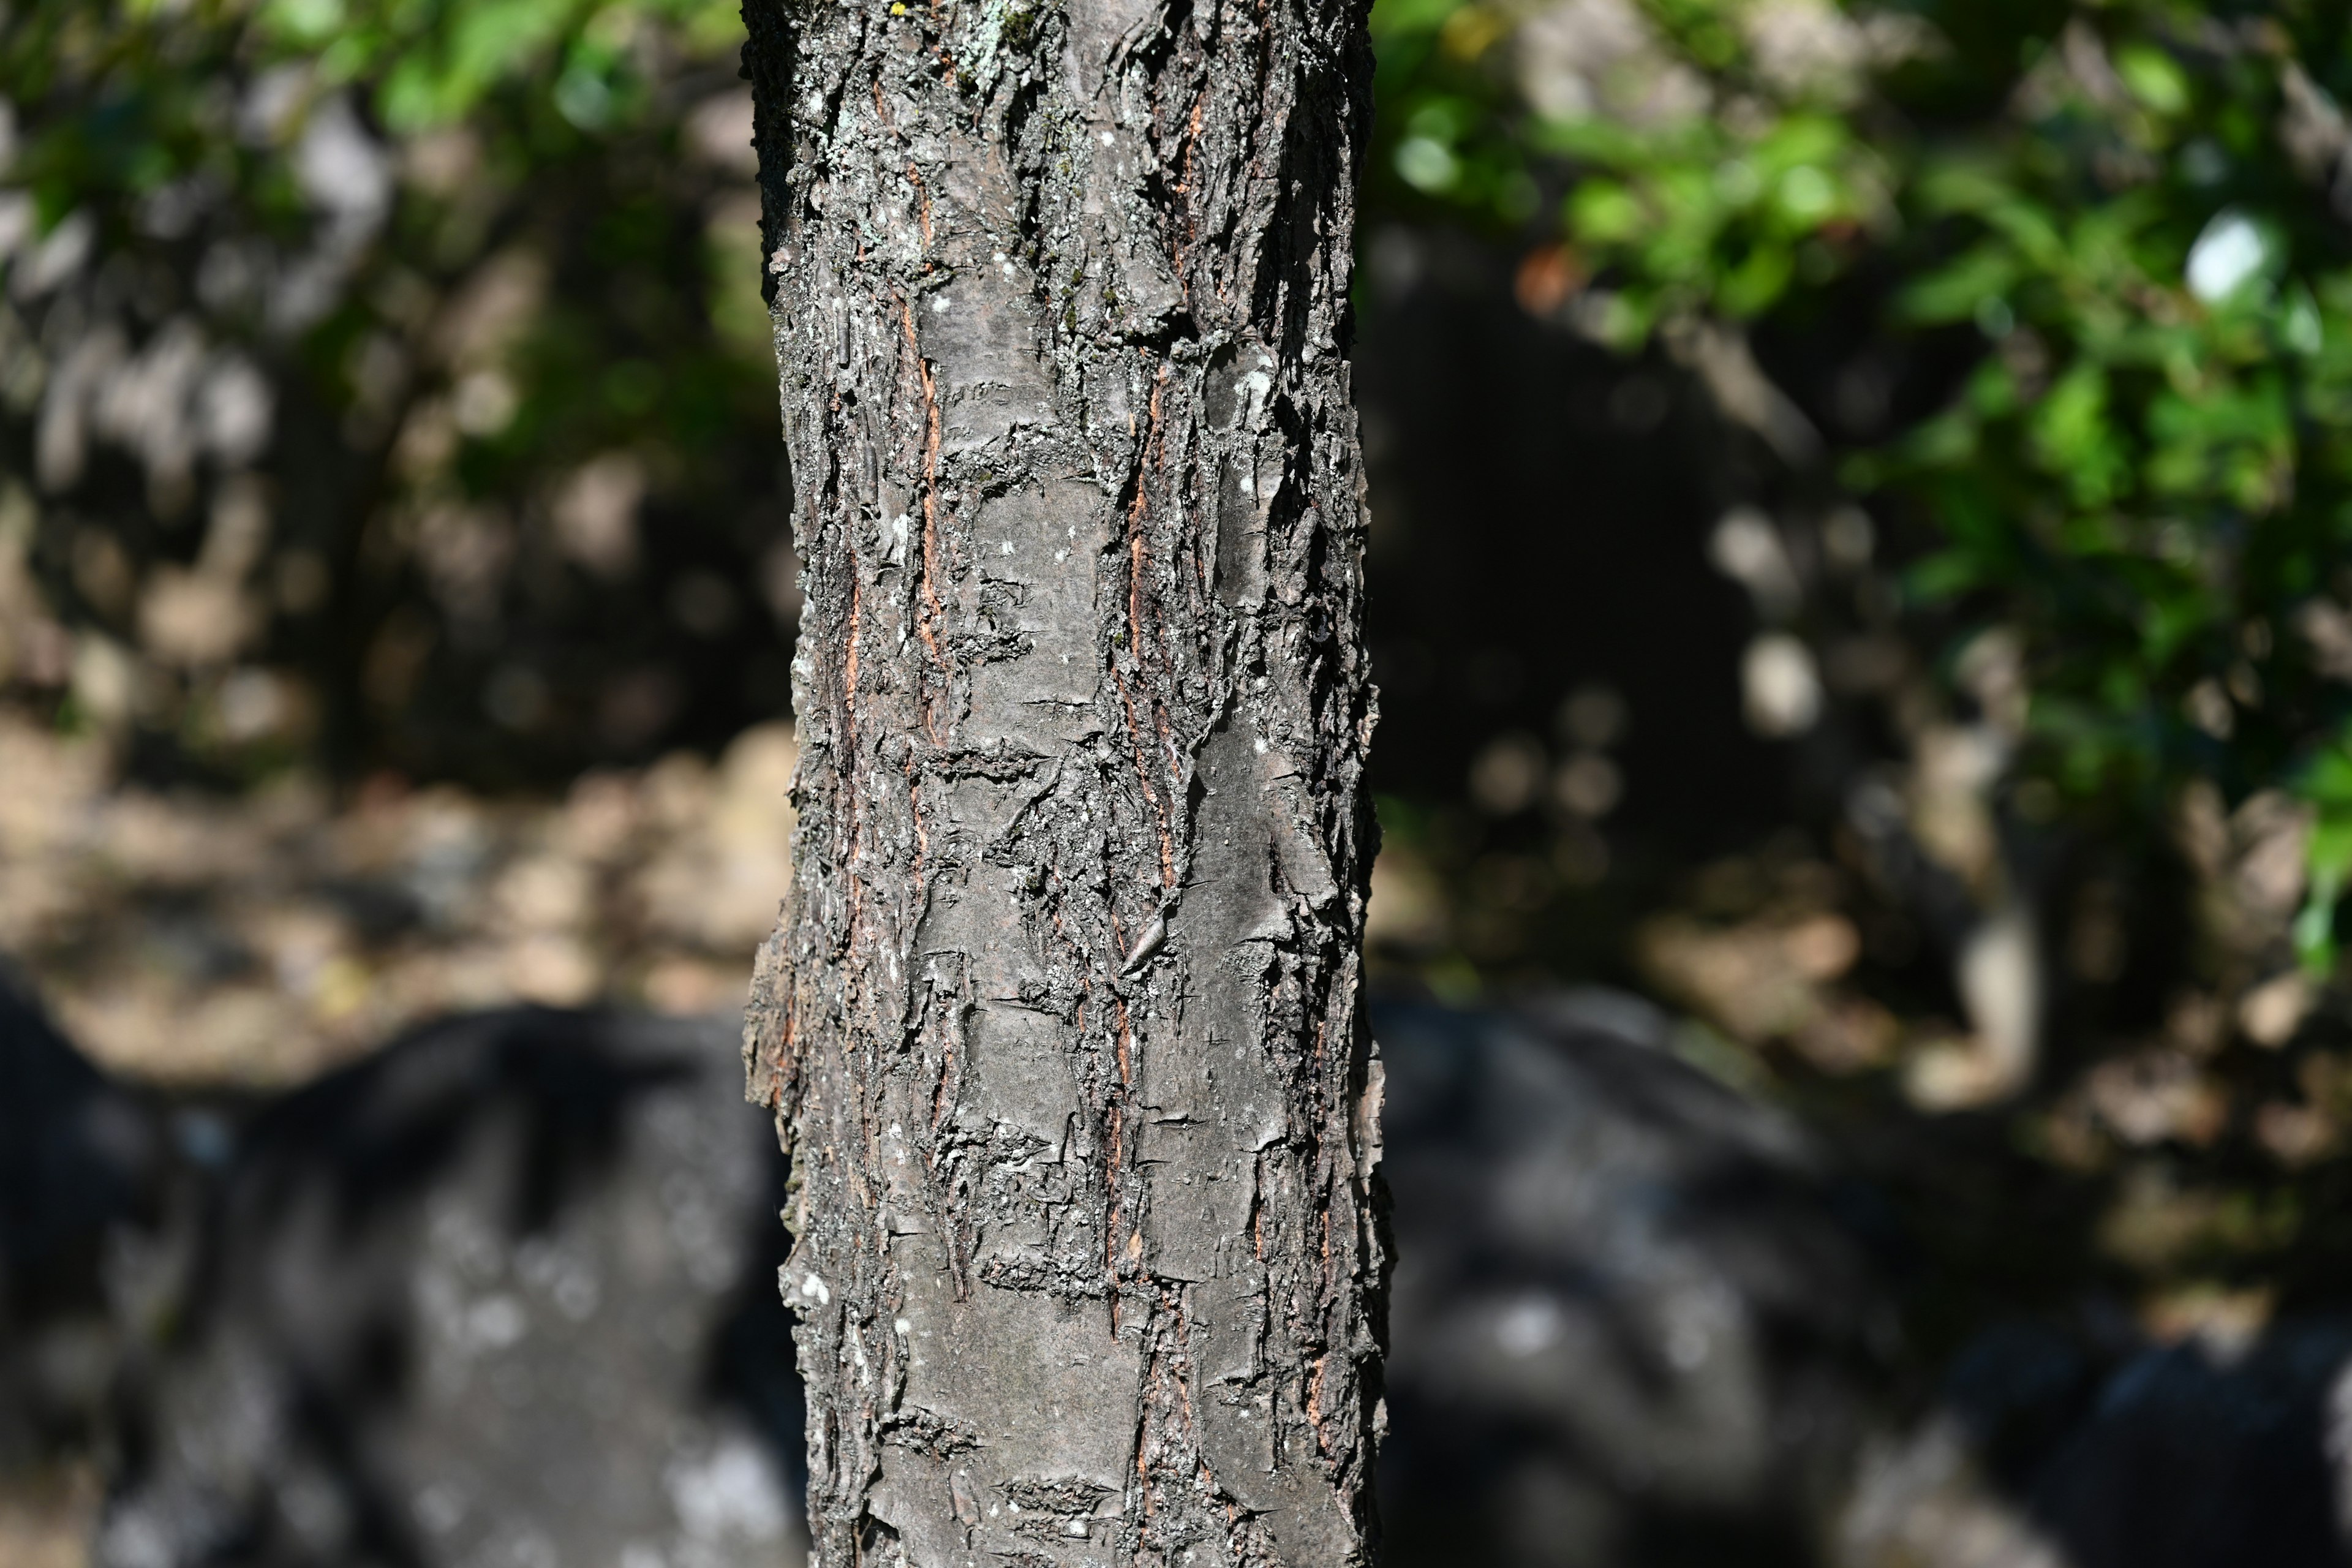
[[1237, 369, 1272, 427], [800, 1272, 831, 1305], [932, 294, 951, 312], [1000, 540, 1015, 555], [894, 1317, 913, 1335]]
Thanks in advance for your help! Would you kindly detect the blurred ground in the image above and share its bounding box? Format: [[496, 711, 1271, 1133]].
[[0, 1466, 99, 1568], [0, 711, 793, 1087]]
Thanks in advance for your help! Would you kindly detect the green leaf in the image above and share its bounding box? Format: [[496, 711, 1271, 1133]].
[[1717, 242, 1793, 317], [1898, 247, 2016, 323], [1568, 179, 1643, 245], [2114, 44, 2190, 117], [2029, 361, 2125, 506], [1905, 549, 1980, 604], [1369, 0, 1463, 42]]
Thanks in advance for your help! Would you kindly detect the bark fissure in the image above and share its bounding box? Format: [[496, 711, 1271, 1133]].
[[742, 0, 1384, 1556]]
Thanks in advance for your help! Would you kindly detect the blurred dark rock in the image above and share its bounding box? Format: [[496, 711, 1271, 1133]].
[[1373, 994, 2352, 1568], [0, 973, 159, 1473], [2030, 1321, 2352, 1568], [91, 1008, 805, 1568], [1373, 992, 1890, 1568], [1842, 1316, 2352, 1568], [22, 989, 2352, 1567]]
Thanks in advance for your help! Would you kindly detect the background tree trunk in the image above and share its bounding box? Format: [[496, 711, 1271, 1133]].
[[739, 0, 1385, 1559]]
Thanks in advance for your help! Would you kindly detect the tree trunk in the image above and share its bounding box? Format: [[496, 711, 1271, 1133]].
[[737, 0, 1385, 1560]]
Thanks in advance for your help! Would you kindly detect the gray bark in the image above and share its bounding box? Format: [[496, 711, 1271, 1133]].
[[736, 0, 1385, 1559]]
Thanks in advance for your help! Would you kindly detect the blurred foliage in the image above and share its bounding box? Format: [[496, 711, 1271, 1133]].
[[1370, 0, 2352, 965], [1360, 0, 2352, 1350], [0, 0, 790, 786]]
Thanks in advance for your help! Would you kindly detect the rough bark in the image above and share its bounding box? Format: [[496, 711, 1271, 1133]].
[[737, 0, 1384, 1559]]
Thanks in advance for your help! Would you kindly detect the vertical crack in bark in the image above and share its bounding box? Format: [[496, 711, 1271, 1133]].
[[894, 296, 952, 690], [1120, 363, 1183, 891]]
